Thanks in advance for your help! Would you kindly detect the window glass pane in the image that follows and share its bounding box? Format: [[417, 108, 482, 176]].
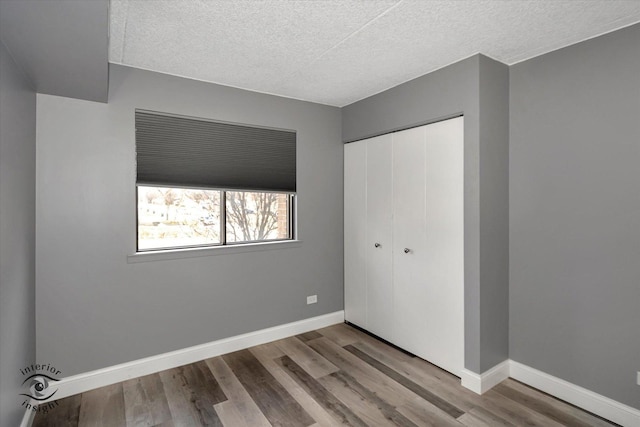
[[226, 191, 290, 243], [137, 186, 221, 250]]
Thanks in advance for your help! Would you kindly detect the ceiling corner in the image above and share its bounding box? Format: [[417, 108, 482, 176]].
[[0, 0, 110, 103]]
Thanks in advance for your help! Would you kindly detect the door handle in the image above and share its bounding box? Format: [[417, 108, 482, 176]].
[[404, 248, 411, 254], [374, 243, 381, 248]]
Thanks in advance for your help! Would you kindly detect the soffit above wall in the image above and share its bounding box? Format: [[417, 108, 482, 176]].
[[110, 0, 640, 107], [0, 0, 109, 103]]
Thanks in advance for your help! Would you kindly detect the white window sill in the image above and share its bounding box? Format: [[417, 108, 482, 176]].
[[127, 240, 302, 263]]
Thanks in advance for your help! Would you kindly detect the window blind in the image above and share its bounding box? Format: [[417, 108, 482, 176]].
[[135, 110, 296, 192]]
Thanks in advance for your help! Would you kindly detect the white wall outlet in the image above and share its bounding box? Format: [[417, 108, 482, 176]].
[[307, 295, 318, 305], [637, 371, 640, 386]]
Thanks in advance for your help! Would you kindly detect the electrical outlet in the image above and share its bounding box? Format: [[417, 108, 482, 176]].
[[307, 295, 317, 305], [637, 371, 640, 386]]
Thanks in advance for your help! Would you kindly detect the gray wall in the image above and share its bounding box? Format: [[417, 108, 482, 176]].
[[36, 65, 344, 376], [342, 54, 510, 373], [510, 24, 640, 409], [0, 0, 109, 102], [0, 41, 36, 426], [478, 56, 510, 371]]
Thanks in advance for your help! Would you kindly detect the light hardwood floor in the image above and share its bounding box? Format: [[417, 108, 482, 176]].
[[33, 323, 616, 426]]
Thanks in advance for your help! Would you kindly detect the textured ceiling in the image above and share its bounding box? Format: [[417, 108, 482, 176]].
[[110, 0, 640, 107]]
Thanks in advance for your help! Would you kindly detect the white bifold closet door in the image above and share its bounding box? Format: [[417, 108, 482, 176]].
[[344, 133, 393, 338], [344, 116, 464, 377], [344, 140, 367, 328], [392, 118, 464, 376], [365, 134, 393, 339]]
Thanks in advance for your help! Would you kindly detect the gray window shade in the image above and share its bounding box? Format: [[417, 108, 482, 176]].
[[136, 110, 296, 192]]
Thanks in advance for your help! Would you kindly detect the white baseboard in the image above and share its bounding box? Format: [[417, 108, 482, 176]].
[[41, 311, 344, 404], [461, 359, 639, 426], [461, 359, 510, 394], [510, 360, 640, 427], [20, 401, 36, 427]]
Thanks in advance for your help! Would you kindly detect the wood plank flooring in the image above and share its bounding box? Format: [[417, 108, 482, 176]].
[[32, 323, 616, 427]]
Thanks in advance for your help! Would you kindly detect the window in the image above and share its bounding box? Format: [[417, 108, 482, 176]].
[[135, 111, 296, 252], [137, 186, 292, 251]]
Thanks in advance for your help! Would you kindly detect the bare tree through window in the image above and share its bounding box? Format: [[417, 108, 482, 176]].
[[226, 192, 289, 242]]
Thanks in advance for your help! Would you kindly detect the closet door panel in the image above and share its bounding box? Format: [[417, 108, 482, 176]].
[[344, 141, 367, 327], [392, 126, 428, 353], [422, 117, 464, 375], [365, 134, 394, 338], [391, 117, 464, 376]]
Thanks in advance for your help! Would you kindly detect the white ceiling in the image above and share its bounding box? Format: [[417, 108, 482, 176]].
[[109, 0, 640, 107]]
